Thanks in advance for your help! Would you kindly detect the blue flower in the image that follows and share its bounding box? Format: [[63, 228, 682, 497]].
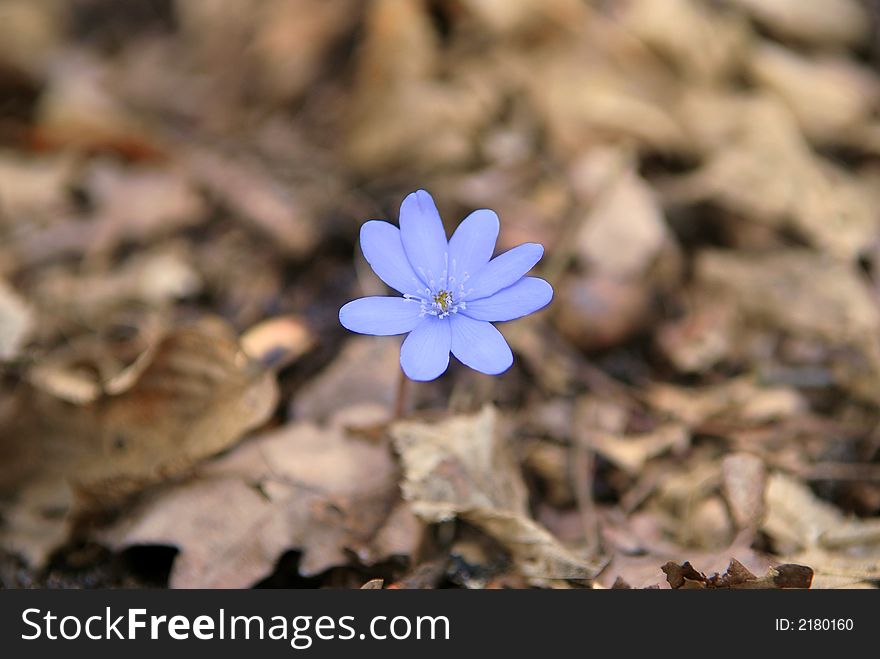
[[339, 190, 553, 381]]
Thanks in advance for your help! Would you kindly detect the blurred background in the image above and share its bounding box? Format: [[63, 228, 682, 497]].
[[2, 0, 880, 589]]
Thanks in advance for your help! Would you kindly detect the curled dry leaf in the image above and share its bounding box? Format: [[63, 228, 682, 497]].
[[100, 404, 411, 588], [391, 406, 603, 585], [0, 317, 278, 564], [75, 317, 279, 503]]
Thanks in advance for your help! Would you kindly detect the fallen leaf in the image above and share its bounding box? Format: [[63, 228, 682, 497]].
[[0, 317, 278, 564], [100, 404, 406, 587], [391, 406, 602, 585], [292, 336, 400, 422], [763, 472, 880, 588]]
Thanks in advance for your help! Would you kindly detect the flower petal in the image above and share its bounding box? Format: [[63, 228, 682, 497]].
[[463, 277, 553, 322], [399, 190, 448, 288], [449, 314, 513, 375], [360, 220, 423, 295], [339, 297, 422, 336], [448, 209, 499, 284], [466, 243, 544, 301], [400, 317, 451, 381]]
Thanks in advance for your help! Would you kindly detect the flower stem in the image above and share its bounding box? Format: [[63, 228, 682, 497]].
[[393, 367, 410, 419]]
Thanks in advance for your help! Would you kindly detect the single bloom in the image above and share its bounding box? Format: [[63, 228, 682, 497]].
[[339, 189, 553, 381]]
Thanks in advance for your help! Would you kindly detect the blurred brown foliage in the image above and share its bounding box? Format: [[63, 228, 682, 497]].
[[2, 0, 880, 589]]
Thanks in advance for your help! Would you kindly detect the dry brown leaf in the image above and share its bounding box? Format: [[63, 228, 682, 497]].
[[99, 404, 408, 587], [292, 336, 400, 422], [0, 317, 278, 564], [763, 472, 880, 587], [599, 538, 776, 589], [76, 318, 278, 503], [391, 406, 602, 585]]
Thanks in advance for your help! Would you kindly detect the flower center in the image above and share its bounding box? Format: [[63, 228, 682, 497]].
[[403, 254, 474, 319], [433, 290, 453, 312]]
